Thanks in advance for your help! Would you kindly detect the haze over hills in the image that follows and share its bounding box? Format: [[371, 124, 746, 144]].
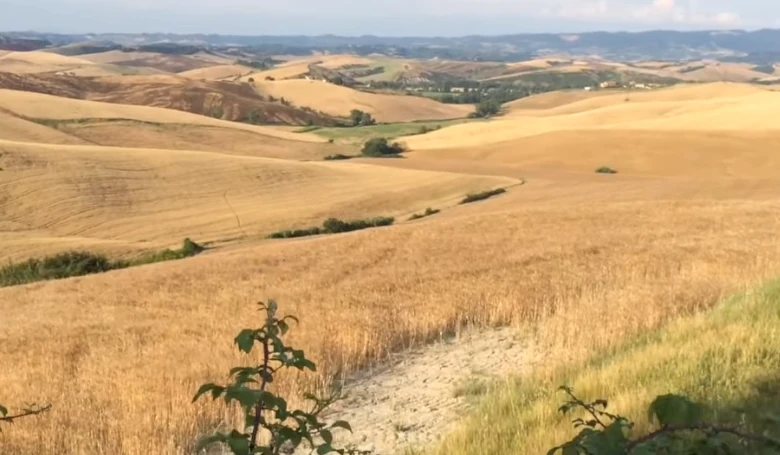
[[8, 28, 780, 60], [1, 19, 780, 455]]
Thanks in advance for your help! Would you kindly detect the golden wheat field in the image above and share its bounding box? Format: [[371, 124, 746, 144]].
[[3, 78, 780, 455], [251, 79, 473, 122]]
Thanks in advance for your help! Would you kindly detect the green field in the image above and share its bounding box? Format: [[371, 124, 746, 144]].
[[354, 57, 411, 82], [298, 119, 477, 143], [434, 281, 780, 455]]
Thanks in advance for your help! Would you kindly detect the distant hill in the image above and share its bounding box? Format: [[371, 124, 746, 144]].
[[9, 29, 780, 61]]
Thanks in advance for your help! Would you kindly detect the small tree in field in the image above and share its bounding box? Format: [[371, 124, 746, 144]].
[[361, 138, 403, 157], [194, 301, 366, 455]]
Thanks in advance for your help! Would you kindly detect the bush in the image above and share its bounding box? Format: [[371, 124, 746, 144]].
[[324, 154, 351, 161], [0, 239, 205, 287], [361, 138, 404, 157], [267, 227, 323, 239], [322, 217, 394, 233], [596, 166, 618, 174], [460, 188, 507, 204], [267, 217, 395, 239], [328, 138, 335, 144], [409, 207, 440, 220], [470, 100, 501, 118], [0, 251, 112, 287]]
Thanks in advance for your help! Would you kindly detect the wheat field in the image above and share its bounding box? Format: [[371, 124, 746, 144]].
[[251, 79, 473, 122], [0, 138, 514, 261], [2, 81, 780, 454]]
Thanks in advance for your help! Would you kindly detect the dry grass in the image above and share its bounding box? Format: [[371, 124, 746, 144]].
[[435, 280, 780, 455], [0, 138, 514, 261], [404, 83, 780, 161], [251, 79, 473, 122], [179, 64, 255, 80], [3, 80, 780, 455], [2, 198, 780, 454]]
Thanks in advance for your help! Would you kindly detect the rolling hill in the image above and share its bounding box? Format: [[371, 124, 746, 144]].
[[0, 138, 515, 261], [0, 79, 338, 127], [251, 79, 473, 122], [400, 83, 780, 176]]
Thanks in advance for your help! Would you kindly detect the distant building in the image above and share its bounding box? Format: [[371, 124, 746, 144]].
[[600, 81, 619, 89], [451, 87, 466, 93]]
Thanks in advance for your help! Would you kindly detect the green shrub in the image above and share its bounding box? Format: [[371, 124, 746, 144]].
[[460, 188, 507, 204], [267, 217, 395, 239], [596, 166, 618, 174], [324, 154, 351, 161], [0, 239, 205, 288], [127, 238, 204, 266], [267, 227, 323, 239], [194, 301, 367, 455], [409, 207, 440, 220], [0, 252, 112, 287], [361, 138, 404, 157]]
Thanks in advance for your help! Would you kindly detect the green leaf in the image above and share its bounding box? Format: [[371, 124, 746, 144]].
[[330, 420, 352, 432], [0, 405, 7, 417], [321, 429, 333, 445], [235, 329, 256, 354], [317, 443, 334, 454], [649, 394, 703, 427], [193, 383, 224, 403], [278, 319, 289, 335], [226, 431, 251, 455]]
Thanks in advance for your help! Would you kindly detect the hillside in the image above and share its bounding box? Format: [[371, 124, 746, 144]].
[[0, 77, 338, 126], [400, 83, 780, 176], [252, 79, 473, 122], [0, 138, 515, 261], [2, 41, 780, 455]]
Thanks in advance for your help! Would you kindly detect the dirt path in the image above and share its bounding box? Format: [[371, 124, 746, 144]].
[[312, 327, 539, 455]]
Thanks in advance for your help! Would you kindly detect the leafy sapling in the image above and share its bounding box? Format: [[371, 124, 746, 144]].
[[193, 300, 367, 455]]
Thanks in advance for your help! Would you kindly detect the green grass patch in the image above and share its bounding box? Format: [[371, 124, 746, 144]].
[[0, 238, 204, 288], [267, 217, 395, 239], [409, 208, 440, 221], [460, 188, 507, 204], [306, 119, 470, 143], [433, 282, 780, 455]]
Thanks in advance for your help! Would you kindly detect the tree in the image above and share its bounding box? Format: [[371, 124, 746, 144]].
[[349, 110, 375, 127], [361, 138, 403, 157], [470, 99, 501, 118]]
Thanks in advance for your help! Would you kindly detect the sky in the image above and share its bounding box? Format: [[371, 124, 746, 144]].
[[0, 0, 771, 36]]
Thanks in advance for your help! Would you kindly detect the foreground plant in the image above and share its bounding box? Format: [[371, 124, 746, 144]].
[[194, 300, 366, 455], [0, 403, 50, 431], [549, 386, 780, 454]]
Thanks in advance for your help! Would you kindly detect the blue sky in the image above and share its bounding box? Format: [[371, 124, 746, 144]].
[[0, 0, 769, 35]]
